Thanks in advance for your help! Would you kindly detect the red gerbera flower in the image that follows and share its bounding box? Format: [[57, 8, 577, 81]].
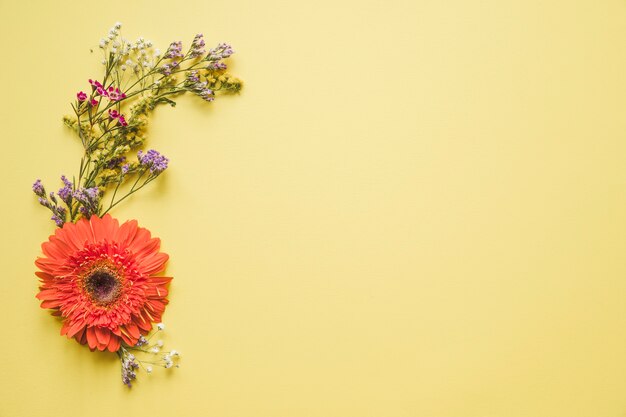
[[35, 214, 171, 352]]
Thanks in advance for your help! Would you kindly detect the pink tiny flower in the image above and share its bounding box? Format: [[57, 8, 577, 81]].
[[76, 91, 87, 102], [108, 87, 127, 102], [118, 115, 128, 126], [89, 98, 98, 107], [89, 79, 103, 89], [96, 86, 108, 97], [108, 109, 120, 119]]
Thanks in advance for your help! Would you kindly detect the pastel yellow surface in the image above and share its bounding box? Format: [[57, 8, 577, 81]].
[[2, 0, 626, 415]]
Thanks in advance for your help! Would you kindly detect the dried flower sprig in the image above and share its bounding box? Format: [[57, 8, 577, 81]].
[[33, 22, 242, 227], [118, 323, 181, 387]]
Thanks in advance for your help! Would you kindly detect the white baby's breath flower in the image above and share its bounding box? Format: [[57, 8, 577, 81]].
[[146, 366, 153, 373], [121, 65, 127, 71], [114, 21, 122, 29], [157, 323, 165, 330], [157, 340, 164, 347], [150, 346, 160, 353]]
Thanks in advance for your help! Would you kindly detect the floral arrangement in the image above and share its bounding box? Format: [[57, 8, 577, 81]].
[[31, 22, 241, 387]]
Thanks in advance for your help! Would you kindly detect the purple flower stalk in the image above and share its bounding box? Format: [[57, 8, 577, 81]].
[[32, 179, 45, 197], [58, 175, 73, 203], [165, 41, 183, 59], [138, 149, 169, 174]]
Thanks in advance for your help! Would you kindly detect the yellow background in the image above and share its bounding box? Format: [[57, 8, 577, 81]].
[[2, 0, 626, 415]]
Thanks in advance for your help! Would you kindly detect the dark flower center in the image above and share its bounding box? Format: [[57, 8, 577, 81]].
[[85, 270, 121, 305]]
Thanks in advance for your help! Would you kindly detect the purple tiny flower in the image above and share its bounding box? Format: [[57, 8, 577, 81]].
[[190, 34, 206, 57], [32, 179, 45, 197], [77, 91, 88, 102], [138, 149, 169, 174], [85, 187, 99, 199], [135, 335, 148, 347], [165, 41, 183, 59], [186, 70, 200, 83], [38, 197, 50, 208], [121, 164, 130, 175], [58, 175, 73, 203], [51, 215, 64, 227]]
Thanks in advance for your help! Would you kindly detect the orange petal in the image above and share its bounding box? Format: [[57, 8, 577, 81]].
[[95, 327, 111, 346], [107, 336, 121, 352], [86, 327, 98, 350]]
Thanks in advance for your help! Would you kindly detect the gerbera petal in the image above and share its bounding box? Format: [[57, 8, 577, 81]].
[[95, 327, 111, 346], [115, 219, 139, 247], [107, 336, 121, 352], [138, 252, 169, 274], [86, 327, 98, 350], [66, 320, 86, 338], [129, 228, 152, 253], [100, 214, 119, 240], [149, 277, 173, 285], [75, 217, 95, 244], [124, 322, 141, 339]]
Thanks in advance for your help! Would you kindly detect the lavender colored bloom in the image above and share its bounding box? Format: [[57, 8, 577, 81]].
[[135, 335, 148, 347], [73, 187, 100, 218], [121, 354, 139, 387], [49, 191, 58, 204], [121, 163, 130, 175], [38, 197, 50, 208], [58, 175, 73, 202], [207, 42, 234, 61], [32, 179, 45, 197], [189, 34, 206, 58], [138, 149, 169, 174], [207, 61, 227, 71], [186, 70, 200, 83], [165, 41, 183, 59], [51, 214, 64, 227]]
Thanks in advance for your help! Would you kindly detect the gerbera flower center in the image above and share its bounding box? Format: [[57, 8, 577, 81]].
[[84, 268, 121, 305]]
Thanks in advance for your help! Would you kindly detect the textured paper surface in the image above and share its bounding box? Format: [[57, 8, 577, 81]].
[[2, 0, 626, 416]]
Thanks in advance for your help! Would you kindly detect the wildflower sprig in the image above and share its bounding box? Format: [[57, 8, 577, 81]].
[[33, 23, 242, 227], [117, 323, 180, 387]]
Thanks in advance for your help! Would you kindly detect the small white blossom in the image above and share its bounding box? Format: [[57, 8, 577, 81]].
[[121, 65, 127, 71], [157, 323, 165, 330], [157, 340, 164, 347], [114, 22, 122, 29], [150, 346, 160, 353], [170, 350, 179, 357], [146, 366, 153, 373]]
